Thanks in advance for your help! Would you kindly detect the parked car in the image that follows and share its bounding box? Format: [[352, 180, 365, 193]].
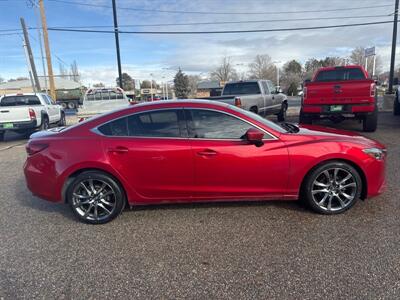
[[24, 100, 386, 224], [77, 87, 130, 118], [204, 80, 288, 121], [300, 65, 378, 132], [0, 93, 65, 141]]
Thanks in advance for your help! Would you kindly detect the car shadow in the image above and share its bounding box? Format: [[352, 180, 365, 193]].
[[15, 178, 76, 221]]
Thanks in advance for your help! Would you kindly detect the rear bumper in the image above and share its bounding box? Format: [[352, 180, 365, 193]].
[[0, 120, 37, 131], [302, 103, 375, 117]]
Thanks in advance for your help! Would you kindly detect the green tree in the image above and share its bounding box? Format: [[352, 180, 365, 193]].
[[116, 73, 135, 90], [174, 68, 190, 99]]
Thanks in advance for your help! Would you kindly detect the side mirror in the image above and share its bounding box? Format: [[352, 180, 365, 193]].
[[275, 87, 282, 94], [244, 128, 264, 147]]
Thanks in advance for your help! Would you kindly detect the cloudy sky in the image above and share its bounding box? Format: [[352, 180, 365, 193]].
[[0, 0, 397, 86]]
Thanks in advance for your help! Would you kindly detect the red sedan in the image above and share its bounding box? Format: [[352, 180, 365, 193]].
[[24, 100, 386, 224]]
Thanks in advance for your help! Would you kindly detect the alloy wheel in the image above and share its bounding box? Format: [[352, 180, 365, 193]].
[[311, 167, 357, 212], [71, 179, 117, 222]]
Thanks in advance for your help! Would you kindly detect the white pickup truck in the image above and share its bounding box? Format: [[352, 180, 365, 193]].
[[0, 93, 65, 141]]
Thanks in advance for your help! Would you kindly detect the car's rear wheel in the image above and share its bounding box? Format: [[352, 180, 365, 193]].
[[58, 112, 66, 126], [302, 161, 362, 214], [67, 171, 126, 224], [40, 116, 49, 131], [394, 94, 400, 116], [277, 102, 287, 122], [363, 106, 378, 132], [299, 110, 312, 124]]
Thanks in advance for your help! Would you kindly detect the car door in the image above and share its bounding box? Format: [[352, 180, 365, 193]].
[[185, 108, 289, 200], [267, 80, 281, 112], [260, 81, 273, 116], [97, 108, 195, 202], [43, 95, 59, 123]]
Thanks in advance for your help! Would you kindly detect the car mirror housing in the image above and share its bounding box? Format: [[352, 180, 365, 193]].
[[245, 128, 264, 147]]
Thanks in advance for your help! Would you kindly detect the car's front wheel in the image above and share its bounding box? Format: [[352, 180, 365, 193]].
[[302, 161, 362, 214], [67, 171, 126, 224]]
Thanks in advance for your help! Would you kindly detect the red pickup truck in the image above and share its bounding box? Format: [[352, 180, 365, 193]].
[[300, 65, 377, 132]]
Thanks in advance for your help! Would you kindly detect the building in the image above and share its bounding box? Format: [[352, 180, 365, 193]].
[[196, 81, 224, 98], [0, 77, 81, 94]]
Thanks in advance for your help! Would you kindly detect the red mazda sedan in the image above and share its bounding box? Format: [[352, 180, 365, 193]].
[[24, 100, 386, 224]]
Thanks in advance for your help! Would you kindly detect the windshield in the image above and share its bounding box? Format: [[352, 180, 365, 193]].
[[229, 105, 287, 134], [315, 68, 366, 82], [0, 95, 41, 106], [223, 82, 261, 95]]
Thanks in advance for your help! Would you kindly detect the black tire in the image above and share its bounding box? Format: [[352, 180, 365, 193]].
[[394, 93, 400, 116], [302, 161, 362, 215], [299, 110, 312, 124], [67, 171, 126, 224], [250, 106, 258, 114], [277, 102, 287, 122], [60, 102, 67, 110], [67, 101, 76, 109], [0, 131, 4, 141], [40, 116, 49, 131], [363, 106, 378, 132], [58, 112, 66, 126]]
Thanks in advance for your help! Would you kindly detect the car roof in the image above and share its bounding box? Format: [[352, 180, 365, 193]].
[[132, 99, 232, 109], [0, 93, 45, 97]]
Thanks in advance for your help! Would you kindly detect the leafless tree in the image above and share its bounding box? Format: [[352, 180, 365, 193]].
[[248, 54, 276, 80], [350, 47, 381, 75], [187, 75, 202, 98], [210, 56, 238, 82], [70, 60, 80, 82]]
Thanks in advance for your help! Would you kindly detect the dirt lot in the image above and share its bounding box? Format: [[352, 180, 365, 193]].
[[0, 112, 399, 299]]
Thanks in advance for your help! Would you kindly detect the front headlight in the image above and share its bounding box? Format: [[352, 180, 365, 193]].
[[363, 148, 386, 160]]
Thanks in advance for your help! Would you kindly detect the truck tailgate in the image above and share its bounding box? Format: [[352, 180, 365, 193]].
[[306, 80, 374, 105], [0, 107, 31, 123]]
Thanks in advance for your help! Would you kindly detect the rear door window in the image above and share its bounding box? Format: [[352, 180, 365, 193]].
[[0, 95, 41, 106], [97, 109, 185, 138], [223, 82, 261, 95], [315, 68, 366, 82]]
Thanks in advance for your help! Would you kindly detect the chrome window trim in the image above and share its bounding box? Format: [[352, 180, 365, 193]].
[[91, 106, 278, 141]]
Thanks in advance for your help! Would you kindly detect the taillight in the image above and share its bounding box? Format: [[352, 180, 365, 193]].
[[26, 143, 48, 155], [370, 83, 376, 97], [29, 108, 36, 120], [303, 87, 307, 99], [234, 97, 242, 108]]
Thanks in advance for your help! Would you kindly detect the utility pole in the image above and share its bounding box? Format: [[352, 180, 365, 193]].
[[112, 0, 123, 88], [20, 18, 41, 92], [22, 36, 35, 92], [389, 0, 399, 94], [39, 0, 56, 100]]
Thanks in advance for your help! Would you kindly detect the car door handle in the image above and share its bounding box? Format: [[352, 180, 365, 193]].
[[108, 146, 129, 153], [197, 149, 217, 156]]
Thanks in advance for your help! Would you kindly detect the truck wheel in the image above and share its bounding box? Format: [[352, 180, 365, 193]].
[[58, 112, 66, 126], [67, 102, 76, 109], [60, 102, 67, 110], [0, 131, 4, 141], [363, 107, 378, 132], [299, 111, 312, 124], [277, 103, 287, 122], [40, 116, 49, 131], [394, 94, 400, 116]]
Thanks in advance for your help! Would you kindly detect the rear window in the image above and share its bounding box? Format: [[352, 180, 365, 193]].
[[315, 68, 366, 82], [222, 82, 261, 95], [0, 95, 41, 106]]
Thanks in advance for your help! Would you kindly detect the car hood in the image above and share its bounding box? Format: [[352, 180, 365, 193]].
[[284, 124, 385, 148]]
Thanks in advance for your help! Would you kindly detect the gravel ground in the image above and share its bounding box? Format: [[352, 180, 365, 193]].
[[0, 112, 399, 299]]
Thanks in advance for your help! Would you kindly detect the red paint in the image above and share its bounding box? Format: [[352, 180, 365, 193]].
[[24, 100, 386, 205]]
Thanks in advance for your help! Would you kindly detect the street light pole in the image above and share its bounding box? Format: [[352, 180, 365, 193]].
[[112, 0, 123, 89], [389, 0, 399, 94]]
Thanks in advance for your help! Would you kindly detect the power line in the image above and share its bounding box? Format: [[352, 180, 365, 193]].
[[48, 0, 393, 15], [46, 14, 394, 29], [46, 20, 395, 35], [0, 13, 393, 33]]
